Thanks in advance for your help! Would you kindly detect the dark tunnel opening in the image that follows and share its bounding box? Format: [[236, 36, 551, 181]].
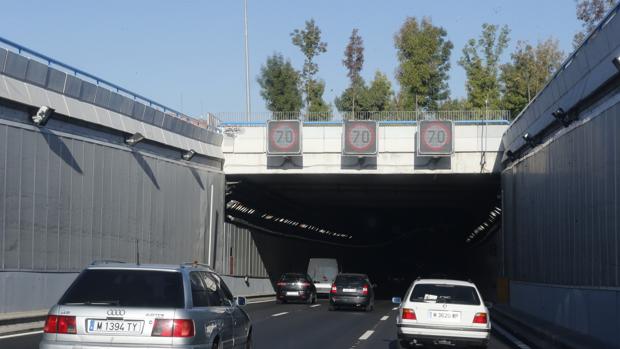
[[225, 174, 501, 302]]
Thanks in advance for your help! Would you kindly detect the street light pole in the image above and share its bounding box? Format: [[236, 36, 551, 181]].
[[243, 0, 251, 122]]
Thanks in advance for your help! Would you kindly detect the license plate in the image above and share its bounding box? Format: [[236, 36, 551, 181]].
[[343, 288, 357, 292], [87, 319, 144, 334], [429, 311, 461, 322], [286, 291, 299, 296]]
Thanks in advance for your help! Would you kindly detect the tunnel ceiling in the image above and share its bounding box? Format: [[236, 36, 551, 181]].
[[226, 174, 501, 247]]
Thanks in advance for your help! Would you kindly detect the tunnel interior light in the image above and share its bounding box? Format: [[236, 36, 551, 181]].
[[31, 106, 54, 126], [522, 133, 538, 147], [466, 206, 502, 243], [125, 132, 145, 146], [613, 56, 620, 71], [182, 149, 196, 161]]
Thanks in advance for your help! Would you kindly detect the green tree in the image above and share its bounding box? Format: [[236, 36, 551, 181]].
[[256, 53, 303, 112], [291, 19, 330, 117], [307, 79, 331, 116], [335, 71, 393, 113], [366, 71, 393, 111], [394, 17, 453, 110], [459, 23, 510, 110], [573, 0, 617, 48], [337, 28, 366, 113], [439, 98, 472, 111], [500, 39, 564, 117]]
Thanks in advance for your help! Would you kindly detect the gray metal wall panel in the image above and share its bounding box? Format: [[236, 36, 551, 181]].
[[79, 81, 97, 104], [46, 68, 66, 94], [502, 97, 620, 287], [0, 106, 224, 275], [0, 48, 7, 72], [94, 87, 111, 109], [25, 60, 48, 87], [64, 75, 82, 99], [4, 51, 28, 80]]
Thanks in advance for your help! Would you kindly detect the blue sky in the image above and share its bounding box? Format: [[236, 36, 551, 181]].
[[1, 1, 583, 116]]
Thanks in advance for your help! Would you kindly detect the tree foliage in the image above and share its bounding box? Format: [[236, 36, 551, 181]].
[[500, 39, 564, 117], [573, 0, 617, 47], [343, 29, 364, 85], [335, 71, 393, 112], [256, 53, 303, 112], [394, 17, 453, 110], [459, 23, 510, 109], [291, 19, 330, 115]]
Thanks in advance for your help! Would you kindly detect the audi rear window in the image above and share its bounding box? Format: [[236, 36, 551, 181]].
[[59, 269, 185, 308], [410, 284, 480, 305]]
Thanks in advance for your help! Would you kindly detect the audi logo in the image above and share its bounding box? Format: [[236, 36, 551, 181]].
[[107, 309, 126, 316]]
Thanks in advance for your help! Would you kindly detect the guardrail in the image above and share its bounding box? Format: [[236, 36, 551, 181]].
[[215, 110, 511, 125], [0, 36, 221, 132]]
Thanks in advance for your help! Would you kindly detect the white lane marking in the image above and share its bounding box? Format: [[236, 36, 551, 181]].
[[493, 322, 531, 349], [271, 312, 288, 317], [0, 330, 43, 339], [380, 315, 389, 321], [246, 298, 276, 304], [358, 330, 374, 340], [392, 307, 398, 310], [310, 304, 321, 308]]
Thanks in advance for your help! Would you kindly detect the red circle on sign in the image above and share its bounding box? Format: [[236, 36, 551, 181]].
[[421, 122, 451, 151], [346, 123, 376, 152], [268, 122, 300, 153]]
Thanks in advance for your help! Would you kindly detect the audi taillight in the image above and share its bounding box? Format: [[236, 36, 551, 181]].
[[331, 284, 337, 294], [402, 308, 416, 320], [44, 315, 76, 334], [299, 282, 311, 287], [43, 315, 58, 333], [152, 319, 194, 337], [473, 312, 488, 324], [276, 282, 286, 287], [362, 285, 369, 295]]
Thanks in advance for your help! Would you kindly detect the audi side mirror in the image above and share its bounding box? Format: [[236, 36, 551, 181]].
[[392, 297, 402, 305], [235, 296, 247, 306]]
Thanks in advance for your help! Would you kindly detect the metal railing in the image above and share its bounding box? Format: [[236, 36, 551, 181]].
[[0, 36, 221, 132], [215, 110, 511, 125]]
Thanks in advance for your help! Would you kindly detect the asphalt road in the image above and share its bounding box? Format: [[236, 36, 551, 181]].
[[0, 299, 516, 349]]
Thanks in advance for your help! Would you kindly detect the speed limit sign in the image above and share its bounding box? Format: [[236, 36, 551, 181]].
[[417, 120, 453, 156], [343, 120, 378, 155], [267, 120, 302, 155]]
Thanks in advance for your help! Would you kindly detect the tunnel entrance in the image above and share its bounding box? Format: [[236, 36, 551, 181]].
[[225, 174, 501, 300]]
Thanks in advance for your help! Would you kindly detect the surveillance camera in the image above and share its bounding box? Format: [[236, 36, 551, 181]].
[[31, 106, 54, 126]]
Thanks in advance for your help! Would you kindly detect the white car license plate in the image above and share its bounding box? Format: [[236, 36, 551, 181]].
[[286, 291, 299, 296], [87, 319, 144, 334], [429, 311, 461, 322], [343, 288, 357, 292]]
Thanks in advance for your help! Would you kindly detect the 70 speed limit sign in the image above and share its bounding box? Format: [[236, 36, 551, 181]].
[[417, 120, 454, 156], [267, 120, 302, 155], [343, 120, 378, 155]]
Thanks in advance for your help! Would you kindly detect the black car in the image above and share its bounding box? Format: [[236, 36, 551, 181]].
[[329, 273, 375, 311], [276, 273, 317, 304]]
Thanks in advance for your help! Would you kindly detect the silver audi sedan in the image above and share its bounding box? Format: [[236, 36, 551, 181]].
[[40, 261, 252, 349]]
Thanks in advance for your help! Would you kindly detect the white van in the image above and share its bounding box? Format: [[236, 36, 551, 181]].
[[307, 258, 339, 295]]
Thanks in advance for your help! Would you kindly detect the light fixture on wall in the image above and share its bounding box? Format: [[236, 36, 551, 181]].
[[125, 132, 145, 146], [522, 132, 538, 147], [613, 56, 620, 71], [182, 149, 196, 161], [31, 106, 54, 126], [552, 107, 570, 127]]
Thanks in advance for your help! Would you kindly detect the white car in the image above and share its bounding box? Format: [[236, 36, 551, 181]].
[[393, 279, 490, 348]]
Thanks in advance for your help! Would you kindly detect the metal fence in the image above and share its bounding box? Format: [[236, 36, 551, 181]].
[[215, 110, 511, 125]]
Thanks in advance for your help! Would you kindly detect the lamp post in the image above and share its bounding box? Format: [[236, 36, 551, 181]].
[[243, 0, 251, 122]]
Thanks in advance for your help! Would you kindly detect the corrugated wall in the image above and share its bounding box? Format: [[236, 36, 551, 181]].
[[0, 105, 225, 272], [502, 96, 619, 287], [214, 223, 268, 278], [501, 91, 619, 346]]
